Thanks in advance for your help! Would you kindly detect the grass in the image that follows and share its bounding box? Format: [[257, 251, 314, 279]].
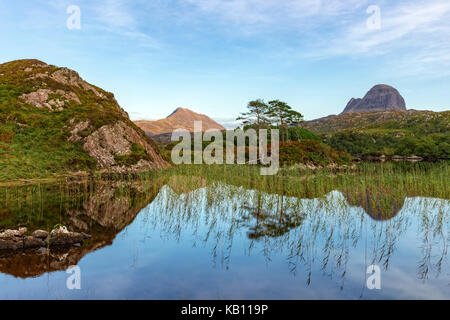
[[154, 161, 449, 218], [0, 59, 159, 181]]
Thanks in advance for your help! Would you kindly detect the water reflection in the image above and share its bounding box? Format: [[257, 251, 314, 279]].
[[0, 175, 448, 299], [0, 180, 163, 278], [150, 181, 448, 288]]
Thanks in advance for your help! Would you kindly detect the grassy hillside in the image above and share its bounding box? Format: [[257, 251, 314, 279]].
[[0, 59, 166, 181], [304, 110, 450, 159]]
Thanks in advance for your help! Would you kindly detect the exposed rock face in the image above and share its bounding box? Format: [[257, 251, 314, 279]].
[[342, 85, 406, 114], [20, 88, 81, 111], [0, 59, 168, 175], [342, 98, 362, 114], [83, 121, 167, 169]]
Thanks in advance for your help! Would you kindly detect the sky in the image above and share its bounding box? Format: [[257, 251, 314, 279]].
[[1, 0, 450, 126]]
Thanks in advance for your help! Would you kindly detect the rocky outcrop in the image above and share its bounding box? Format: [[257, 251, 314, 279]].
[[0, 226, 90, 251], [342, 84, 406, 114], [20, 88, 81, 111], [83, 121, 167, 169], [0, 59, 168, 176], [342, 98, 362, 114]]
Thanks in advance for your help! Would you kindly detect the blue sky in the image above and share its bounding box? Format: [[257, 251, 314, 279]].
[[1, 0, 449, 126]]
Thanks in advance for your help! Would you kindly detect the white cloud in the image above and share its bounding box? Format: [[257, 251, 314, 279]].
[[312, 0, 450, 78], [325, 0, 450, 55], [182, 0, 368, 27], [180, 0, 450, 78], [91, 0, 160, 48], [95, 0, 135, 28]]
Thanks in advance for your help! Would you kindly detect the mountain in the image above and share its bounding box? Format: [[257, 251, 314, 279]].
[[0, 59, 167, 181], [342, 84, 406, 114], [134, 107, 225, 138], [304, 84, 449, 159]]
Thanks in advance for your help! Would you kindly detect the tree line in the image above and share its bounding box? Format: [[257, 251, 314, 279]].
[[236, 99, 304, 142]]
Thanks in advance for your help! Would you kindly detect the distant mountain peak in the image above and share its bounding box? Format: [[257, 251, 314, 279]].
[[167, 107, 189, 118], [342, 84, 406, 114], [135, 107, 225, 136]]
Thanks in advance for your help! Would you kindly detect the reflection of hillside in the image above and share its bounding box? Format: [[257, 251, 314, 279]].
[[0, 181, 163, 279], [344, 191, 405, 221], [166, 174, 408, 225]]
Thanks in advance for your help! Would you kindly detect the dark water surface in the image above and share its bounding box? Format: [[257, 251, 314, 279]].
[[0, 179, 448, 299]]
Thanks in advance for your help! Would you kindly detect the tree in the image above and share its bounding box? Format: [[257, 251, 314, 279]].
[[286, 109, 304, 127], [266, 100, 304, 142], [236, 99, 270, 131]]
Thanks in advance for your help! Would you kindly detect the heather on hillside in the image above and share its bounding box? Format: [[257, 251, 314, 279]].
[[305, 110, 450, 159], [0, 59, 166, 181]]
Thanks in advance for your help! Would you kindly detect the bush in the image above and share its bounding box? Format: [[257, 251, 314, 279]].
[[277, 140, 351, 166]]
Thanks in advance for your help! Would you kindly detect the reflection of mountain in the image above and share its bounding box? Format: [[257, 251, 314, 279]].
[[344, 191, 405, 221], [159, 175, 411, 241], [0, 181, 163, 278], [144, 184, 449, 287], [237, 190, 406, 240]]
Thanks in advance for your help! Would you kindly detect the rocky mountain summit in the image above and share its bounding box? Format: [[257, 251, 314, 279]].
[[342, 84, 406, 114], [135, 107, 225, 135], [135, 107, 226, 144], [0, 59, 167, 180]]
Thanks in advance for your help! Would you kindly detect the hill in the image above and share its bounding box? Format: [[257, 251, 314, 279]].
[[0, 59, 167, 181], [134, 108, 225, 143], [304, 110, 450, 159]]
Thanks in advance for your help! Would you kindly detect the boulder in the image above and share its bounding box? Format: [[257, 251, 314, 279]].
[[0, 239, 23, 250], [49, 226, 90, 246], [32, 230, 49, 239], [0, 227, 27, 239], [23, 236, 46, 249]]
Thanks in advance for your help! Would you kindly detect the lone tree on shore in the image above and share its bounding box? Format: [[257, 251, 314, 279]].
[[236, 99, 270, 131], [266, 100, 304, 142]]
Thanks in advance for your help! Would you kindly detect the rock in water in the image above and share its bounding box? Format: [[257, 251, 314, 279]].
[[342, 85, 406, 114], [49, 226, 90, 246], [31, 230, 49, 239]]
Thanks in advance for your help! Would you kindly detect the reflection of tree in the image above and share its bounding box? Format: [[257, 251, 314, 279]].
[[143, 178, 449, 290], [0, 174, 448, 290], [0, 180, 163, 278], [237, 198, 306, 239]]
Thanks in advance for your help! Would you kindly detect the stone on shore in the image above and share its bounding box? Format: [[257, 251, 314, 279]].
[[32, 230, 49, 239], [49, 226, 90, 246]]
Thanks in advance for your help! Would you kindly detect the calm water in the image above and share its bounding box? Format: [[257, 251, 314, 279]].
[[0, 179, 448, 299]]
